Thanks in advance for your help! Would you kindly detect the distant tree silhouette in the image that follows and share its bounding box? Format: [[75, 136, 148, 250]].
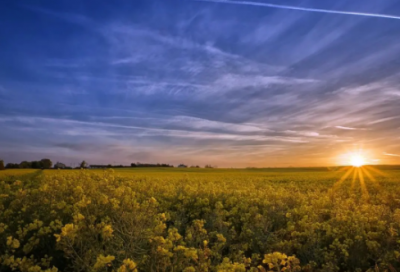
[[5, 163, 19, 169], [40, 159, 52, 169], [130, 162, 173, 168], [31, 161, 41, 169], [19, 161, 31, 168], [80, 160, 88, 169], [0, 160, 4, 170], [0, 159, 56, 169], [54, 162, 67, 169]]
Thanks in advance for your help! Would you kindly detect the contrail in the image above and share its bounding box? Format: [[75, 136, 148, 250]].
[[194, 0, 400, 20], [384, 153, 400, 157]]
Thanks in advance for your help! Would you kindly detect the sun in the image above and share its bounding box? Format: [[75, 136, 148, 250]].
[[350, 154, 365, 167]]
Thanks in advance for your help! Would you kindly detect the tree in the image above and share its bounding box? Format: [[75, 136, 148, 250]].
[[19, 161, 31, 168], [80, 160, 88, 169], [5, 163, 19, 169], [40, 159, 52, 169], [0, 160, 4, 170], [54, 162, 66, 169], [31, 161, 41, 169]]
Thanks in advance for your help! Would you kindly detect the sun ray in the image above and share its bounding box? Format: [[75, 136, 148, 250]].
[[361, 167, 375, 181], [358, 168, 369, 199], [364, 165, 389, 178], [336, 166, 352, 172], [333, 167, 354, 190], [351, 168, 358, 191], [361, 167, 380, 193]]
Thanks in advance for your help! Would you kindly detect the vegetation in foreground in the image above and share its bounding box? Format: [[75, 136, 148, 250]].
[[1, 168, 400, 272]]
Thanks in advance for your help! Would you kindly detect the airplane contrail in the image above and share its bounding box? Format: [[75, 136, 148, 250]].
[[194, 0, 400, 20], [384, 153, 400, 157]]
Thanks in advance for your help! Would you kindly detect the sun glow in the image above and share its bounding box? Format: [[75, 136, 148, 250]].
[[332, 150, 385, 199], [350, 154, 365, 167]]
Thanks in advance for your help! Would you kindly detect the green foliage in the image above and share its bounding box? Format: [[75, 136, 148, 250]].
[[5, 163, 19, 169], [5, 159, 53, 169], [0, 160, 4, 170], [19, 161, 32, 168], [80, 160, 88, 169], [40, 159, 52, 169], [1, 168, 400, 271]]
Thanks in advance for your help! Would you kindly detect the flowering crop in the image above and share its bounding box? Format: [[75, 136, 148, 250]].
[[1, 168, 400, 271]]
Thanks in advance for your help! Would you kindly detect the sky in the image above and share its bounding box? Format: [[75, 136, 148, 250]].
[[1, 0, 400, 167]]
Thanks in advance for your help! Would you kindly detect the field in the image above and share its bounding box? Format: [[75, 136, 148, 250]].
[[1, 167, 400, 272]]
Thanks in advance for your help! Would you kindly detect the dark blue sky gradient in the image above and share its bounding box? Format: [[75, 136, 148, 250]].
[[1, 0, 400, 167]]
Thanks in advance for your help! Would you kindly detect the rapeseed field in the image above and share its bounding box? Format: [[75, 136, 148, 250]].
[[1, 167, 400, 271]]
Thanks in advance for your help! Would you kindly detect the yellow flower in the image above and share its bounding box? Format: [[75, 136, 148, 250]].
[[73, 213, 85, 222], [6, 236, 20, 249], [217, 234, 227, 243], [102, 225, 114, 238], [55, 223, 76, 242], [93, 255, 115, 271], [117, 259, 137, 272], [0, 223, 7, 233], [61, 224, 75, 236]]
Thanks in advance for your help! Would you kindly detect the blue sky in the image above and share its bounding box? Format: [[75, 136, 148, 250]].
[[1, 0, 400, 167]]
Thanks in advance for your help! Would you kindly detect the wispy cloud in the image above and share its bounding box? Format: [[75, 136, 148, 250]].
[[20, 5, 95, 27], [368, 116, 400, 125], [0, 116, 307, 143], [384, 153, 400, 157], [195, 0, 400, 20], [335, 126, 368, 130], [2, 0, 400, 166]]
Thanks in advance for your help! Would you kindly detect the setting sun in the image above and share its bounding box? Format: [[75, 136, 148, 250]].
[[350, 154, 365, 167]]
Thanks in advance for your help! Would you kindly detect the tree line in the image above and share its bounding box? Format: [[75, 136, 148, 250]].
[[0, 159, 53, 169], [0, 159, 212, 170], [0, 159, 89, 170], [90, 163, 175, 168]]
